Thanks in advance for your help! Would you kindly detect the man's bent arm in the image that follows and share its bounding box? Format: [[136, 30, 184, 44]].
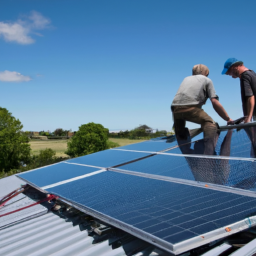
[[245, 95, 255, 123], [211, 98, 231, 122]]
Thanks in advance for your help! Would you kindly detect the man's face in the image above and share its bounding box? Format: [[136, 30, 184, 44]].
[[226, 65, 240, 78]]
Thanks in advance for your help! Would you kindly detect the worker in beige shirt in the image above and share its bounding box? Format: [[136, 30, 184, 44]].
[[171, 64, 232, 155]]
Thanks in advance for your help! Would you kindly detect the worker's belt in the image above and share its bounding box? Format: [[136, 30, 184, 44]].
[[172, 106, 198, 113]]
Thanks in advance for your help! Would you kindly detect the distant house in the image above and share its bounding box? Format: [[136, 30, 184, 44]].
[[30, 131, 39, 136], [68, 131, 74, 137], [109, 130, 122, 134]]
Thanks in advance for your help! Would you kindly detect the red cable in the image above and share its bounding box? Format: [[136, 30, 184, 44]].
[[0, 188, 26, 208], [0, 186, 24, 203], [0, 194, 59, 218]]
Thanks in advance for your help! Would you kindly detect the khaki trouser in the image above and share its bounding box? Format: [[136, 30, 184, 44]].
[[172, 106, 218, 155]]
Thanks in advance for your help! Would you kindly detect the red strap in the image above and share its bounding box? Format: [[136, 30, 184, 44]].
[[0, 185, 28, 208], [0, 194, 59, 218]]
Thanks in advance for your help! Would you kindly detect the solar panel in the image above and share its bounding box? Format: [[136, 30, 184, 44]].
[[16, 125, 256, 254], [38, 172, 256, 254], [115, 154, 256, 190]]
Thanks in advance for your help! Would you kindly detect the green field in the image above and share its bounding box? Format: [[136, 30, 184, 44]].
[[29, 138, 146, 157]]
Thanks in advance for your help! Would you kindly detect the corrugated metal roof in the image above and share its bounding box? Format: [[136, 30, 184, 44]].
[[0, 193, 47, 230], [0, 212, 127, 256], [0, 175, 47, 230]]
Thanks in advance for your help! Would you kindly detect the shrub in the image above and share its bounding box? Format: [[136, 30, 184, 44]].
[[20, 148, 66, 172], [106, 140, 120, 149], [65, 122, 109, 157]]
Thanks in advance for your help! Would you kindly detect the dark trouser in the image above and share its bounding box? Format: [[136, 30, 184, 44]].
[[173, 107, 218, 155]]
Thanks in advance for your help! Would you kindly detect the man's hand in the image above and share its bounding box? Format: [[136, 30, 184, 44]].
[[227, 119, 233, 125], [244, 116, 252, 123]]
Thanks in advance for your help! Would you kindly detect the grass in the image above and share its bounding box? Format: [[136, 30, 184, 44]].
[[29, 138, 146, 157], [107, 138, 146, 147], [29, 139, 68, 157]]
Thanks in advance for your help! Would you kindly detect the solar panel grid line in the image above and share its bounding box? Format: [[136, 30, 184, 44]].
[[55, 196, 177, 254], [154, 198, 256, 236], [108, 191, 218, 225], [108, 167, 256, 198], [63, 161, 106, 169], [140, 193, 224, 218], [111, 193, 253, 236], [151, 195, 238, 223], [123, 212, 200, 238], [107, 191, 221, 225], [41, 169, 107, 189], [110, 148, 256, 162]]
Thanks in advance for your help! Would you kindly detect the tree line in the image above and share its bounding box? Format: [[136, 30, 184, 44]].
[[109, 128, 167, 139], [0, 107, 171, 179], [0, 107, 119, 178]]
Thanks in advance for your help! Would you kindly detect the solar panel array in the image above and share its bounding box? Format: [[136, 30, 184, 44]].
[[17, 126, 256, 255]]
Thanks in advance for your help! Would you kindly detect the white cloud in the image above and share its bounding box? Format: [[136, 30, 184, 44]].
[[29, 11, 50, 29], [0, 11, 51, 44], [0, 71, 31, 82]]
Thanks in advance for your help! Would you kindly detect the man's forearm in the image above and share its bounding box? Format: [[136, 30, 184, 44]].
[[211, 99, 230, 121], [246, 96, 255, 120]]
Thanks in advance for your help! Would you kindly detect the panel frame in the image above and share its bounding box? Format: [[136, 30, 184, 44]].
[[111, 148, 256, 162]]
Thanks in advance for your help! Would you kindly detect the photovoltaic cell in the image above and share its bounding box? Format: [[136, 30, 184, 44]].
[[66, 149, 151, 167], [46, 171, 256, 251], [18, 162, 102, 187]]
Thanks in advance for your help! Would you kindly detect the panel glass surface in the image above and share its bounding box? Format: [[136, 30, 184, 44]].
[[47, 171, 256, 247], [18, 162, 102, 187], [117, 132, 204, 152], [117, 154, 256, 190], [117, 140, 176, 152], [166, 128, 256, 159], [66, 149, 151, 167]]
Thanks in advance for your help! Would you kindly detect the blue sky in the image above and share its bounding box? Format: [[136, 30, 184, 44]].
[[1, 0, 256, 132]]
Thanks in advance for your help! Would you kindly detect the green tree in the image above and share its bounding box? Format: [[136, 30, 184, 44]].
[[66, 122, 109, 157], [54, 128, 64, 136], [0, 107, 31, 173]]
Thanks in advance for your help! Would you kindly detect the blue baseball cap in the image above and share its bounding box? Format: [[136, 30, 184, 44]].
[[221, 58, 243, 75]]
